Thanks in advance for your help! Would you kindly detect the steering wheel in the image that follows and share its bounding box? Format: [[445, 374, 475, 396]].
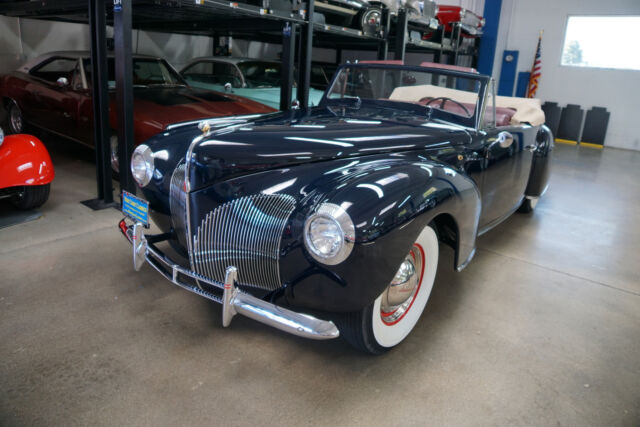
[[423, 96, 471, 117]]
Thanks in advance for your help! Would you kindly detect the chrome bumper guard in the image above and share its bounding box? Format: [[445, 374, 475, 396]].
[[119, 220, 339, 340]]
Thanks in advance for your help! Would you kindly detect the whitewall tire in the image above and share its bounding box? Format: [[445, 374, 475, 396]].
[[338, 225, 439, 354]]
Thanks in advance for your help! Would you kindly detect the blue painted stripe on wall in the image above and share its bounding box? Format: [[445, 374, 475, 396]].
[[498, 50, 518, 96], [515, 72, 531, 97], [477, 0, 502, 76]]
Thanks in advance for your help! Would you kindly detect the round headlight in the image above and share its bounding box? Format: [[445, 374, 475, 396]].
[[304, 203, 355, 265], [131, 144, 154, 187], [0, 127, 4, 147]]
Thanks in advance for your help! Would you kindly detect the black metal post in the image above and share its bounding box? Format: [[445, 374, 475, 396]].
[[377, 7, 390, 60], [280, 22, 296, 111], [82, 0, 117, 210], [394, 8, 407, 62], [113, 0, 135, 194], [298, 0, 314, 109], [452, 22, 461, 65], [212, 34, 219, 56]]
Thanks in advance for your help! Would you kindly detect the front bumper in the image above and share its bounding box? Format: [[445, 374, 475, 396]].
[[118, 219, 339, 340]]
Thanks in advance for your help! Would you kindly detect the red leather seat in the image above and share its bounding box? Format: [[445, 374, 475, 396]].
[[418, 97, 515, 126]]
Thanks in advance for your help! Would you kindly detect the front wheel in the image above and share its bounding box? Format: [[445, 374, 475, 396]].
[[11, 184, 50, 210], [7, 101, 24, 134], [338, 225, 439, 354]]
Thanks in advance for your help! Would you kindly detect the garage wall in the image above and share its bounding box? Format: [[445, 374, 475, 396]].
[[491, 0, 640, 151], [0, 16, 214, 73]]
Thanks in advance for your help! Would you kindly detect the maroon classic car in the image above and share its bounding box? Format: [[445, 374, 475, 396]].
[[0, 51, 275, 170]]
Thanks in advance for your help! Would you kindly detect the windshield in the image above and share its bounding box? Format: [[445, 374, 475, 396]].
[[84, 58, 186, 89], [326, 65, 483, 120], [237, 61, 282, 88]]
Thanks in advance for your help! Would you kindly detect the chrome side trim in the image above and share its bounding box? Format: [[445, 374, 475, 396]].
[[120, 221, 339, 340], [456, 247, 476, 272]]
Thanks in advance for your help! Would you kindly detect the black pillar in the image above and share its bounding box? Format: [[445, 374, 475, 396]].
[[394, 8, 407, 62], [377, 7, 390, 60], [82, 0, 117, 210], [280, 22, 296, 111], [113, 0, 135, 194], [298, 0, 314, 109]]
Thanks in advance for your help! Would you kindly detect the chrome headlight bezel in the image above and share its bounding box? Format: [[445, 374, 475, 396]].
[[304, 203, 355, 265], [131, 144, 154, 187], [0, 127, 4, 147]]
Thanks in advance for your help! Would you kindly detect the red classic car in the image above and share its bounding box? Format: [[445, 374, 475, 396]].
[[422, 5, 485, 42], [0, 51, 275, 171], [436, 5, 484, 37], [0, 127, 54, 210]]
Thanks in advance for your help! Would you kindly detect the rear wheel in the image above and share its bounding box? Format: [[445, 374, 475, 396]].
[[7, 101, 23, 134], [517, 197, 538, 213], [338, 225, 439, 354], [11, 184, 50, 210]]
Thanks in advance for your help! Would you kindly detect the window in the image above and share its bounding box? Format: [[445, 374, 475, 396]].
[[31, 58, 78, 83], [561, 16, 640, 71], [182, 61, 242, 87]]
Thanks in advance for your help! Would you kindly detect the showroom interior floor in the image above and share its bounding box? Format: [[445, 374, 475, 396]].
[[1, 139, 638, 426]]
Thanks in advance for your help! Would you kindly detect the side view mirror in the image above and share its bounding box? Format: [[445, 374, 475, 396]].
[[224, 82, 232, 93], [291, 99, 301, 110], [495, 131, 514, 148], [486, 131, 514, 159], [56, 77, 69, 88]]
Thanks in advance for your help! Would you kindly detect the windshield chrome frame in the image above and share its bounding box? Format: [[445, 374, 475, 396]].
[[319, 63, 490, 131]]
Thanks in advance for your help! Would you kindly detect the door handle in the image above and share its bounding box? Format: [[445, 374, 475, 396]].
[[63, 112, 71, 118]]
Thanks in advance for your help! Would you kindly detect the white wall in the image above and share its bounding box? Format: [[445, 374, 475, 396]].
[[0, 16, 214, 73], [492, 0, 640, 151]]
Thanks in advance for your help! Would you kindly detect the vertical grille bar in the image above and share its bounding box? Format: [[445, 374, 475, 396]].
[[169, 162, 188, 250], [191, 194, 296, 291]]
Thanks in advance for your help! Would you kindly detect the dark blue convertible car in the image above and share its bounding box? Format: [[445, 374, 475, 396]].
[[119, 62, 552, 354]]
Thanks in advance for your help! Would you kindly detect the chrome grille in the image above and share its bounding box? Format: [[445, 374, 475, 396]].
[[192, 194, 296, 291], [169, 162, 188, 249]]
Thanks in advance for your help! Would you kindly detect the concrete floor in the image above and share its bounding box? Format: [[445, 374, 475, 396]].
[[1, 140, 638, 426]]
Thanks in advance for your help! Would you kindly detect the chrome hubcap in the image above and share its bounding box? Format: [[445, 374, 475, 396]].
[[10, 105, 22, 133], [380, 244, 424, 325]]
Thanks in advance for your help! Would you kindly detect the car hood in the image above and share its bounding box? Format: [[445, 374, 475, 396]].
[[177, 105, 471, 191], [108, 86, 275, 143]]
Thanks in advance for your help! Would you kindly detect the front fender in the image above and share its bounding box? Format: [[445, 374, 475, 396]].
[[281, 158, 481, 312], [0, 134, 55, 188], [188, 155, 480, 312]]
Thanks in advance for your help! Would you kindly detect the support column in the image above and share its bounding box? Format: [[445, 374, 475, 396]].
[[376, 7, 390, 60], [298, 0, 314, 109], [280, 22, 296, 111], [82, 0, 116, 210], [113, 0, 135, 194], [394, 8, 407, 62]]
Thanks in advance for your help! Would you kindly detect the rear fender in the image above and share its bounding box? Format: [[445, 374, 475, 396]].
[[524, 124, 553, 198], [0, 134, 55, 188]]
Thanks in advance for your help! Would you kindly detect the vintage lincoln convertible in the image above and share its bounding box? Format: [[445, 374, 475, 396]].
[[118, 62, 552, 354]]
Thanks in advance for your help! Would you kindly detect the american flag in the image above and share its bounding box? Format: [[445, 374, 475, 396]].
[[526, 33, 543, 98]]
